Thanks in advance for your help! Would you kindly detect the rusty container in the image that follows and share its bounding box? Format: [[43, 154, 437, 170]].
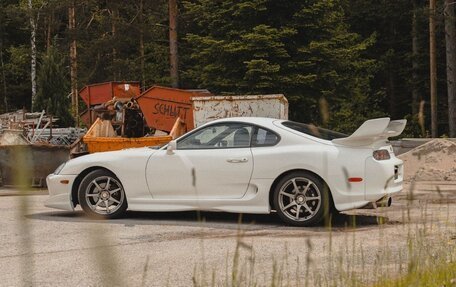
[[191, 94, 288, 127], [83, 136, 172, 153], [81, 118, 172, 153], [79, 81, 141, 126], [136, 86, 212, 132], [79, 82, 141, 106]]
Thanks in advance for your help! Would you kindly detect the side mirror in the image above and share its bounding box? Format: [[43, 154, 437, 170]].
[[167, 140, 177, 155]]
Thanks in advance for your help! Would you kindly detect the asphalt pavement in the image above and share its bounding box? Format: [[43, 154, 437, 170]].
[[0, 183, 455, 286]]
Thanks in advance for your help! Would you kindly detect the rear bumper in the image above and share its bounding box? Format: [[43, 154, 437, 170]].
[[364, 156, 403, 202], [332, 156, 404, 212], [45, 174, 78, 211]]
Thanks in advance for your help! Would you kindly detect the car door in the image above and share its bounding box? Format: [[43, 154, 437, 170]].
[[145, 122, 254, 199]]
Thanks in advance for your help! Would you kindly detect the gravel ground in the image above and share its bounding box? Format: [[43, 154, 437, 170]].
[[0, 183, 455, 286]]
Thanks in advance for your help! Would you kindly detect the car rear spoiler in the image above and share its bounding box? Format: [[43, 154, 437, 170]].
[[332, 118, 406, 146]]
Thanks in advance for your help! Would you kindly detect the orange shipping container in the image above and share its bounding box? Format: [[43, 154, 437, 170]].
[[82, 118, 171, 153], [83, 136, 172, 153], [79, 81, 141, 106], [135, 86, 212, 132]]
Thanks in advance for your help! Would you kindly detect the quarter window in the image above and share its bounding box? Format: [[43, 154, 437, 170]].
[[252, 128, 279, 147]]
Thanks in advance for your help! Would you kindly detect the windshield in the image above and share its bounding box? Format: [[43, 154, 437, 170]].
[[281, 121, 347, 141]]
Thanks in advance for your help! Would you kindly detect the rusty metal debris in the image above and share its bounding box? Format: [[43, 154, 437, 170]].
[[0, 109, 85, 146]]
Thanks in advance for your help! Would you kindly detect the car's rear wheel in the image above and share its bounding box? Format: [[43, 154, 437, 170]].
[[273, 172, 331, 226], [78, 169, 127, 219]]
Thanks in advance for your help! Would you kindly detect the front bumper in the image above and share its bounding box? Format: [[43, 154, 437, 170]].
[[45, 174, 78, 211]]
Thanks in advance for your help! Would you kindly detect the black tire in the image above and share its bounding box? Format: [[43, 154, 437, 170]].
[[78, 169, 127, 219], [273, 171, 332, 226]]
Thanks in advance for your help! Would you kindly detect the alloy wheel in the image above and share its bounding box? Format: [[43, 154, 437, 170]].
[[84, 175, 125, 215], [277, 177, 322, 222]]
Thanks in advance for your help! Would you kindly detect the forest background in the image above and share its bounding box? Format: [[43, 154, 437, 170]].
[[0, 0, 455, 137]]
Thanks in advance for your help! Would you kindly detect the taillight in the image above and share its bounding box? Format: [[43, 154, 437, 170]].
[[373, 149, 390, 160]]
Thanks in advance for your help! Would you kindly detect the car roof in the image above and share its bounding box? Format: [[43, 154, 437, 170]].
[[206, 117, 345, 144], [208, 117, 283, 127]]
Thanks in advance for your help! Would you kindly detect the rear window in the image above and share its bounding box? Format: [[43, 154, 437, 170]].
[[281, 121, 347, 141]]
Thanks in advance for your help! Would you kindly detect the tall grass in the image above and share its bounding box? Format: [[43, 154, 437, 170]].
[[14, 146, 34, 287], [190, 179, 456, 287]]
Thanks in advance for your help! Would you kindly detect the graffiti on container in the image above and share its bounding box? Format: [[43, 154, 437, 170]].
[[153, 102, 190, 119]]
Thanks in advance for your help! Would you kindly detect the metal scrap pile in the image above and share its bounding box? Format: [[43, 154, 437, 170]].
[[0, 109, 53, 132], [90, 97, 148, 138], [0, 109, 85, 146], [27, 127, 86, 145]]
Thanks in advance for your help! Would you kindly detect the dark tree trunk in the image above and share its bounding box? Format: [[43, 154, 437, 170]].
[[0, 7, 7, 112], [429, 0, 438, 137], [69, 1, 78, 126], [387, 20, 397, 118], [169, 0, 179, 88], [28, 0, 37, 111], [139, 0, 145, 91], [411, 0, 420, 115], [46, 11, 53, 52], [111, 4, 118, 80], [445, 0, 456, 137], [387, 66, 396, 117], [0, 40, 7, 113]]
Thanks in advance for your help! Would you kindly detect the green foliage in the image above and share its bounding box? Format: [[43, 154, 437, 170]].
[[5, 46, 29, 77], [346, 0, 443, 127], [34, 45, 73, 127], [329, 89, 387, 133], [182, 0, 377, 131], [400, 114, 426, 138], [143, 37, 171, 86], [74, 0, 170, 88], [4, 45, 30, 109], [0, 0, 451, 134]]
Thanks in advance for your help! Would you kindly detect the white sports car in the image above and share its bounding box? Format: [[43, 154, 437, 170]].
[[46, 117, 406, 226]]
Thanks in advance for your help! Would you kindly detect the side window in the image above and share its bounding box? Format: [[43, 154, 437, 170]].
[[177, 123, 253, 149], [252, 127, 279, 147]]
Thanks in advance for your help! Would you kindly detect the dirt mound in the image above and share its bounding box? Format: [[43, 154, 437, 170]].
[[398, 139, 456, 182]]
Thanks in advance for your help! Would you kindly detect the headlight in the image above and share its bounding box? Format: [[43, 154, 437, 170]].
[[373, 149, 390, 160], [54, 162, 66, 175]]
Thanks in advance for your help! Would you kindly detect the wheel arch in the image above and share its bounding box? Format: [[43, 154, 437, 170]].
[[71, 166, 119, 207], [268, 169, 335, 211]]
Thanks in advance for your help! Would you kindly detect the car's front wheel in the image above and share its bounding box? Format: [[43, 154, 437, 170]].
[[273, 172, 331, 226], [78, 169, 127, 219]]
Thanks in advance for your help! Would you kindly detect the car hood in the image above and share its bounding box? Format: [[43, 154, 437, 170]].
[[59, 147, 156, 175]]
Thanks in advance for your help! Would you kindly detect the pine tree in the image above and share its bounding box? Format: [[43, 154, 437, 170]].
[[288, 0, 378, 131], [34, 44, 73, 127], [182, 0, 377, 132]]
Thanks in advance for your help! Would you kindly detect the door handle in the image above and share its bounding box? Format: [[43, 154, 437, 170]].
[[227, 157, 248, 163]]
